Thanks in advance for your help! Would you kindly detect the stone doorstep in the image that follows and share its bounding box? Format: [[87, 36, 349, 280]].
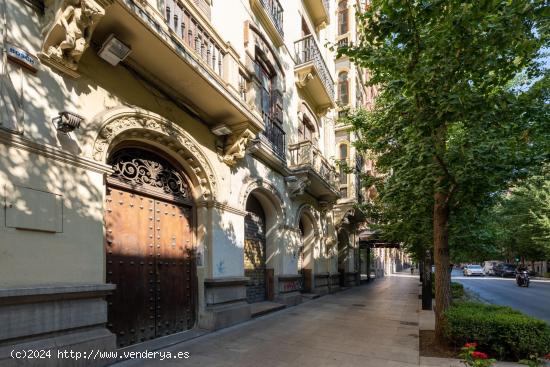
[[300, 293, 321, 300], [250, 301, 286, 318]]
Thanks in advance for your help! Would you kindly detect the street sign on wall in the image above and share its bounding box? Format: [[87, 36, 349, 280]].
[[6, 44, 38, 73]]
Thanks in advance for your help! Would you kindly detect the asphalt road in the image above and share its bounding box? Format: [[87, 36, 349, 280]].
[[451, 270, 550, 324]]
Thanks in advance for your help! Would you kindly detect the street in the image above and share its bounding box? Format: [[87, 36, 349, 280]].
[[451, 270, 550, 324]]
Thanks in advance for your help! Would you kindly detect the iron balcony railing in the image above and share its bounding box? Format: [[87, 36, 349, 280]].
[[294, 35, 335, 100], [260, 113, 286, 161], [289, 140, 338, 189], [164, 0, 224, 77], [259, 0, 284, 38]]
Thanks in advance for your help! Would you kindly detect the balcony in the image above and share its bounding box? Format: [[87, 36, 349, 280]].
[[259, 114, 286, 161], [250, 0, 284, 47], [249, 113, 287, 172], [294, 35, 335, 113], [90, 0, 262, 134], [304, 0, 330, 30], [288, 140, 339, 201]]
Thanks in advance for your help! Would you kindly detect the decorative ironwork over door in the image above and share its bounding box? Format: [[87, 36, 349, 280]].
[[105, 148, 196, 348]]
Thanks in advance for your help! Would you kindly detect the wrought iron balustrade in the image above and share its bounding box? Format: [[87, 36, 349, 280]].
[[289, 140, 338, 189], [164, 0, 224, 77], [294, 35, 335, 100], [259, 0, 284, 37], [260, 114, 286, 161]]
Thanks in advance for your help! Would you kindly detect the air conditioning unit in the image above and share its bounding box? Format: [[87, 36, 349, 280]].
[[98, 34, 132, 66]]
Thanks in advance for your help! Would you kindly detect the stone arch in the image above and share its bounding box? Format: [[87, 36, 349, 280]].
[[91, 106, 218, 201], [239, 178, 286, 225], [295, 204, 320, 274], [294, 204, 321, 235], [240, 178, 287, 281]]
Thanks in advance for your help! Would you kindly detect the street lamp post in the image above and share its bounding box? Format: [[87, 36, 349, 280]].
[[422, 250, 432, 310]]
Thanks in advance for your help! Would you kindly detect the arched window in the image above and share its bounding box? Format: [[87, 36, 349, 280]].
[[338, 71, 349, 105], [338, 1, 349, 35], [298, 103, 319, 143], [339, 143, 349, 186], [339, 144, 348, 161]]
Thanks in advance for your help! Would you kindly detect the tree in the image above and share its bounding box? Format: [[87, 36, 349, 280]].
[[339, 0, 549, 339], [482, 171, 550, 264]]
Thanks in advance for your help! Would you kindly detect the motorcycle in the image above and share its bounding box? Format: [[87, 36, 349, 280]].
[[516, 270, 530, 287]]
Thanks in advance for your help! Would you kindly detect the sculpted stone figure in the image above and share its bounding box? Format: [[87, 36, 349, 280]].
[[223, 129, 256, 166], [41, 0, 108, 74]]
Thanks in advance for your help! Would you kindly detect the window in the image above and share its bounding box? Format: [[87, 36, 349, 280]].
[[298, 115, 316, 142], [339, 143, 348, 186], [338, 1, 349, 35], [256, 59, 273, 119], [338, 71, 349, 105]]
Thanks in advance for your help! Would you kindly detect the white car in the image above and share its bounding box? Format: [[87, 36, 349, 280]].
[[482, 260, 502, 275], [463, 264, 485, 276]]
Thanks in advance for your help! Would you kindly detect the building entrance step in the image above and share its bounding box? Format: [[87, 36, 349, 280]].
[[250, 301, 286, 318], [300, 293, 321, 300]]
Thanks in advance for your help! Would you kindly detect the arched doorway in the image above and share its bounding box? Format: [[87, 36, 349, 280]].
[[244, 195, 267, 303], [104, 147, 197, 348], [338, 228, 350, 286], [298, 213, 315, 293]]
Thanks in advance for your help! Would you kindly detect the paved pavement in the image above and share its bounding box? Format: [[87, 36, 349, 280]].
[[117, 274, 420, 367], [451, 270, 550, 324]]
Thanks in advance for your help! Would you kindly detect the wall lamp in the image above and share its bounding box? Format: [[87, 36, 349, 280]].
[[98, 34, 132, 66], [211, 124, 232, 136], [53, 111, 84, 134]]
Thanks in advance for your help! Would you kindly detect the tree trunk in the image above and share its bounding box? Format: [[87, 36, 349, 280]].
[[434, 190, 451, 341]]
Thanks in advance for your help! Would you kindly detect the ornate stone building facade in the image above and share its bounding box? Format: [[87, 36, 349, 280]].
[[0, 0, 368, 361]]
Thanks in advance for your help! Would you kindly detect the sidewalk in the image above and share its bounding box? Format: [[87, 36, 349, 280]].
[[116, 273, 421, 367]]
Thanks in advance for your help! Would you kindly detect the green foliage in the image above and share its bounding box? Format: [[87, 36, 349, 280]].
[[444, 302, 550, 360], [451, 282, 465, 299], [462, 170, 550, 262], [338, 0, 550, 325], [459, 343, 496, 367]]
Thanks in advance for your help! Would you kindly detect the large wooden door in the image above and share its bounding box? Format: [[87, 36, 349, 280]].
[[105, 148, 196, 348], [154, 200, 195, 337]]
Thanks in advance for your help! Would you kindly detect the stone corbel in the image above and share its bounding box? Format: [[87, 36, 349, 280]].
[[222, 128, 256, 166], [296, 71, 314, 88], [39, 0, 114, 78], [285, 175, 310, 198], [319, 200, 335, 214], [316, 103, 333, 117]]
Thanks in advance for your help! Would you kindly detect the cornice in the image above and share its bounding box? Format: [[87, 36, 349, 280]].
[[0, 130, 111, 174]]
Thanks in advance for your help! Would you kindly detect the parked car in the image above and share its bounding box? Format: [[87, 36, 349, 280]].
[[494, 263, 517, 277], [463, 264, 485, 276], [482, 260, 503, 276]]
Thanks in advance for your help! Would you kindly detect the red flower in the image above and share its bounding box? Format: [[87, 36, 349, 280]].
[[464, 342, 477, 348], [472, 351, 488, 360]]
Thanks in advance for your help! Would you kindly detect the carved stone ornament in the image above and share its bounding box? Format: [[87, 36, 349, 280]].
[[109, 149, 190, 199], [39, 0, 114, 77], [222, 128, 256, 166], [92, 108, 218, 200], [285, 175, 310, 198], [296, 71, 314, 88]]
